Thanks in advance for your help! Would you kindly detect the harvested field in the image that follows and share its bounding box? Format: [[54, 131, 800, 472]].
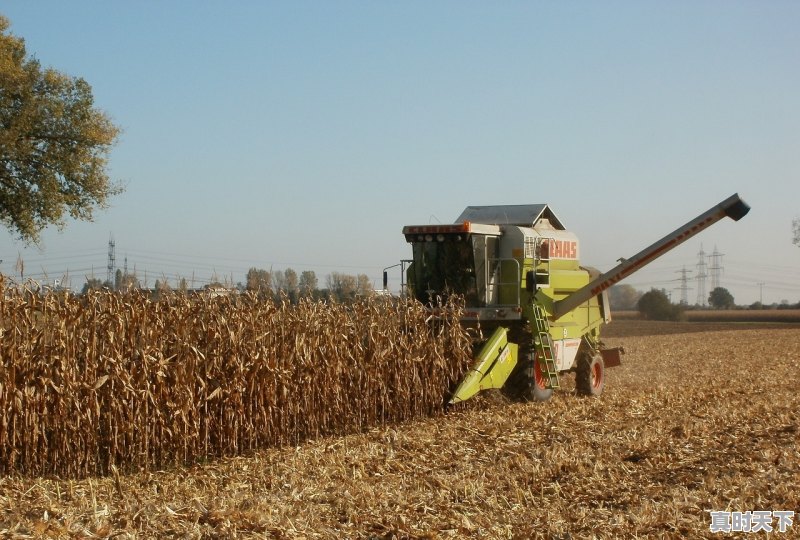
[[2, 322, 798, 539], [603, 318, 800, 337], [613, 309, 800, 324]]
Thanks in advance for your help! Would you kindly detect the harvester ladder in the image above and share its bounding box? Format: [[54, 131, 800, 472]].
[[532, 303, 560, 389], [533, 237, 552, 287]]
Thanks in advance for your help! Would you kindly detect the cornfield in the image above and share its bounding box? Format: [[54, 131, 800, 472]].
[[0, 276, 472, 478]]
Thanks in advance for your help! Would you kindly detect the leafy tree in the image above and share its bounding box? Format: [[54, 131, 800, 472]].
[[245, 268, 271, 294], [298, 270, 318, 297], [114, 268, 140, 291], [637, 288, 684, 321], [327, 272, 357, 302], [283, 268, 298, 300], [608, 284, 642, 310], [81, 277, 103, 294], [152, 278, 171, 300], [708, 287, 735, 309], [356, 273, 373, 296], [0, 16, 122, 243]]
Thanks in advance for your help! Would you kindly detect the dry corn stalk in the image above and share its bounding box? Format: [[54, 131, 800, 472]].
[[0, 276, 473, 478]]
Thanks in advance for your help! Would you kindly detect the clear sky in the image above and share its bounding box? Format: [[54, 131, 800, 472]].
[[1, 1, 798, 305]]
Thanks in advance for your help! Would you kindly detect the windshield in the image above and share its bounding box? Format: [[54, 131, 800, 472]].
[[410, 238, 479, 305]]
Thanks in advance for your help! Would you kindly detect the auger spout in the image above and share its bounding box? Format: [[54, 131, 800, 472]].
[[552, 193, 750, 321]]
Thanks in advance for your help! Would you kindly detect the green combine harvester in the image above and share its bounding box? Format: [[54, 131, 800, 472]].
[[401, 194, 750, 404]]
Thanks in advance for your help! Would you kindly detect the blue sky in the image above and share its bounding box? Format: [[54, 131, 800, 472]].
[[1, 1, 798, 304]]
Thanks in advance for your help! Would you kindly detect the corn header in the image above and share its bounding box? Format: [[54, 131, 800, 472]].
[[401, 193, 750, 403]]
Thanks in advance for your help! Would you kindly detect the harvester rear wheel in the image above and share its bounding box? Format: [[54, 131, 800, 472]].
[[576, 352, 605, 396]]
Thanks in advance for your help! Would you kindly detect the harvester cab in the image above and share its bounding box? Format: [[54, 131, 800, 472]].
[[402, 194, 750, 404]]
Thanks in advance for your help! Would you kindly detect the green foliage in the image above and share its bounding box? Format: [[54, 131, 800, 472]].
[[81, 277, 104, 294], [637, 288, 685, 321], [708, 287, 735, 309], [608, 284, 642, 310], [0, 16, 121, 243]]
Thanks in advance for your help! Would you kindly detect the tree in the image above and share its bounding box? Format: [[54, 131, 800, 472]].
[[298, 270, 318, 297], [608, 284, 642, 310], [152, 279, 171, 300], [637, 288, 684, 321], [327, 272, 357, 302], [0, 16, 121, 243], [793, 217, 800, 247], [81, 277, 103, 294], [356, 273, 373, 296], [114, 268, 140, 291], [245, 268, 271, 295], [283, 268, 298, 300], [708, 287, 735, 309]]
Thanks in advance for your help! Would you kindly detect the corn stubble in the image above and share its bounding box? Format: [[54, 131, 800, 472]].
[[0, 277, 472, 477]]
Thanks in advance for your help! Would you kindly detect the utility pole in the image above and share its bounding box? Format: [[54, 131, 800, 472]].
[[758, 282, 765, 305]]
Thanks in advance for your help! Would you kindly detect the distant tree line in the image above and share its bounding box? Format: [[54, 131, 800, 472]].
[[77, 267, 374, 303], [608, 284, 800, 322]]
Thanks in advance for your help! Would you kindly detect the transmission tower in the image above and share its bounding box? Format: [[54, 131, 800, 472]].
[[695, 245, 708, 306], [675, 266, 693, 305], [708, 245, 724, 290], [107, 234, 116, 285]]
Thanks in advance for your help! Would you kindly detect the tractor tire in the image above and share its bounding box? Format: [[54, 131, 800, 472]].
[[510, 352, 552, 402], [503, 321, 552, 402], [528, 352, 554, 402], [576, 352, 605, 397]]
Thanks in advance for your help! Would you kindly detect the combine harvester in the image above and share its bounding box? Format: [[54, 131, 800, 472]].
[[401, 194, 750, 403]]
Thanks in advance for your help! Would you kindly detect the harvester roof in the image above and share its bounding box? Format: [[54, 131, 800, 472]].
[[455, 204, 565, 230]]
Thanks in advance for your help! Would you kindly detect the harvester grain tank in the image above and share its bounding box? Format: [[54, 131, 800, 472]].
[[401, 194, 750, 403]]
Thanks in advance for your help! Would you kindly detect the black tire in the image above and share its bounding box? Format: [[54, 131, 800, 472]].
[[503, 322, 553, 402], [509, 352, 553, 402], [576, 352, 605, 397]]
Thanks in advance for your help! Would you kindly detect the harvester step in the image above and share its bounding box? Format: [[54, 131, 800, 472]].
[[532, 303, 560, 390]]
